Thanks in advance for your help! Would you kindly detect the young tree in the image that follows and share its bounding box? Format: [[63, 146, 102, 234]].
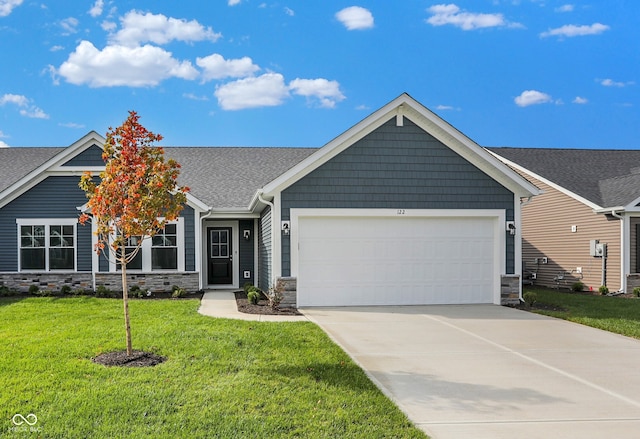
[[79, 111, 189, 356]]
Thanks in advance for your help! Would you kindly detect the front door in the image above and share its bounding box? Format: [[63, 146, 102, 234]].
[[207, 227, 233, 285]]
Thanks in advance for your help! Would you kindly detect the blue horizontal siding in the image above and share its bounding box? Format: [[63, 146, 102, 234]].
[[0, 176, 92, 271], [281, 117, 515, 275]]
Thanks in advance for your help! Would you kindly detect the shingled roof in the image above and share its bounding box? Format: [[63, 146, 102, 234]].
[[0, 145, 317, 210], [163, 147, 317, 209], [487, 147, 640, 209], [0, 147, 64, 194]]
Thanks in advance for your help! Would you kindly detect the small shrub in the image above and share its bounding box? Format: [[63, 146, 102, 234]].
[[599, 285, 609, 295], [60, 285, 72, 295], [633, 287, 640, 298], [247, 289, 260, 305], [28, 285, 40, 295], [0, 285, 12, 297], [571, 281, 584, 292], [129, 285, 147, 298], [171, 287, 187, 298], [243, 282, 254, 294], [95, 285, 113, 298], [523, 291, 538, 307]]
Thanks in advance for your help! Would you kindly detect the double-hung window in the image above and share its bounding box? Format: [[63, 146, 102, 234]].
[[18, 219, 76, 271], [110, 219, 183, 272]]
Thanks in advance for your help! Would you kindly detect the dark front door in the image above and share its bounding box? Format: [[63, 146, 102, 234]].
[[207, 227, 233, 285]]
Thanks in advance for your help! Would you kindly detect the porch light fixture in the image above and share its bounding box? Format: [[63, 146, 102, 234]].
[[243, 229, 251, 241]]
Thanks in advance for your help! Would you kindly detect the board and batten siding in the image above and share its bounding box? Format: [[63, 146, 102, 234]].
[[0, 176, 93, 271], [520, 174, 621, 291], [280, 117, 516, 277], [238, 219, 255, 286], [258, 206, 272, 291]]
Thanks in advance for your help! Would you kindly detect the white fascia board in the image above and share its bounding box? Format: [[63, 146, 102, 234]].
[[491, 153, 603, 211], [0, 131, 106, 209], [262, 93, 539, 198], [262, 95, 422, 195]]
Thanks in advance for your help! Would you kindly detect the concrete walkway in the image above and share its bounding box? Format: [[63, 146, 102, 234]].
[[197, 291, 309, 322], [303, 304, 640, 439]]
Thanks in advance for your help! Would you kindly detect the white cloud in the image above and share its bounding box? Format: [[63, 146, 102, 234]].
[[289, 78, 345, 108], [0, 140, 9, 147], [228, 0, 241, 5], [59, 17, 79, 35], [196, 53, 260, 81], [215, 73, 290, 110], [58, 40, 199, 87], [600, 78, 634, 87], [88, 0, 104, 17], [0, 93, 49, 119], [426, 3, 521, 30], [336, 6, 374, 30], [59, 122, 86, 128], [50, 45, 64, 52], [514, 90, 552, 107], [101, 20, 117, 32], [540, 22, 609, 38], [573, 96, 588, 104], [0, 0, 23, 17], [183, 93, 209, 101], [0, 93, 29, 106], [555, 4, 574, 13], [284, 7, 294, 17], [111, 11, 222, 47]]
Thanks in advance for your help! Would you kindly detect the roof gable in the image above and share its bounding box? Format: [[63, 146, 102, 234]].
[[262, 93, 540, 199], [488, 147, 640, 210]]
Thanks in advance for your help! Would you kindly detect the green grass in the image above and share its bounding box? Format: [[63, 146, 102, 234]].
[[0, 297, 426, 439], [524, 287, 640, 339]]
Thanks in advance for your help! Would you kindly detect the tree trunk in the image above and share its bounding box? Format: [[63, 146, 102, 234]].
[[121, 252, 133, 356]]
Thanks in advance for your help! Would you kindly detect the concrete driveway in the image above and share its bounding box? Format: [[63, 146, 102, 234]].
[[302, 304, 640, 439]]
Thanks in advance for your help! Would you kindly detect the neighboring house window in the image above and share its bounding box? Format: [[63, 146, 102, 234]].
[[108, 219, 184, 272], [17, 219, 76, 271]]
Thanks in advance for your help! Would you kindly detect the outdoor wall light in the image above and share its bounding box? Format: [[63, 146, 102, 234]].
[[243, 230, 251, 241]]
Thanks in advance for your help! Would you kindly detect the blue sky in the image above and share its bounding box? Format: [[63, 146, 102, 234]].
[[0, 1, 638, 149]]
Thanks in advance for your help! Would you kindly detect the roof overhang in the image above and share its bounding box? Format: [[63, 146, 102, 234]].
[[262, 93, 540, 199]]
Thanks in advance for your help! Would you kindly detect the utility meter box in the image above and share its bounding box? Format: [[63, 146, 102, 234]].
[[590, 239, 606, 257]]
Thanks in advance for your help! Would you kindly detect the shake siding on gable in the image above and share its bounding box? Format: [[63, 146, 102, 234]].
[[0, 176, 92, 271], [62, 144, 104, 166], [520, 175, 621, 291], [280, 118, 516, 276]]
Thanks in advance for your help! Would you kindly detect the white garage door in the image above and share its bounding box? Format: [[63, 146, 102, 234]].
[[296, 215, 497, 306]]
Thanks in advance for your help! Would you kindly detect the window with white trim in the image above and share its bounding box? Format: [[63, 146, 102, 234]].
[[18, 219, 76, 271], [110, 219, 184, 272]]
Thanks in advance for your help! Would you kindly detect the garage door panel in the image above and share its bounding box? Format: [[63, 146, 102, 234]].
[[297, 216, 497, 307]]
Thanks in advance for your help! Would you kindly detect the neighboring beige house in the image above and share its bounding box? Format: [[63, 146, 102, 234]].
[[488, 148, 640, 294]]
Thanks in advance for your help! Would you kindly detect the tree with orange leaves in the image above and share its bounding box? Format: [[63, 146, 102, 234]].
[[79, 111, 189, 356]]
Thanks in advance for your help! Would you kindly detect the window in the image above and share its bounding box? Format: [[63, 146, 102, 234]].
[[116, 236, 143, 270], [152, 224, 178, 270], [108, 219, 184, 272], [18, 220, 76, 271]]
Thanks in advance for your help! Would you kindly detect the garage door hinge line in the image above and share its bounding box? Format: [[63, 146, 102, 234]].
[[421, 314, 640, 410]]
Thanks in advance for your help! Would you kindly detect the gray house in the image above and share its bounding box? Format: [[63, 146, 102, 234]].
[[0, 94, 538, 306]]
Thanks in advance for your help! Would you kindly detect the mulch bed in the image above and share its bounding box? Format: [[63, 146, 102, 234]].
[[93, 350, 166, 367], [234, 291, 301, 316]]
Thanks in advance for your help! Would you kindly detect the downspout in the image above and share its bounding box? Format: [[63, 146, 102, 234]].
[[608, 209, 624, 294], [257, 190, 275, 289]]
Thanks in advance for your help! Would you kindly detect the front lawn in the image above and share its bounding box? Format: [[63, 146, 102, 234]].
[[523, 287, 640, 339], [0, 297, 426, 438]]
